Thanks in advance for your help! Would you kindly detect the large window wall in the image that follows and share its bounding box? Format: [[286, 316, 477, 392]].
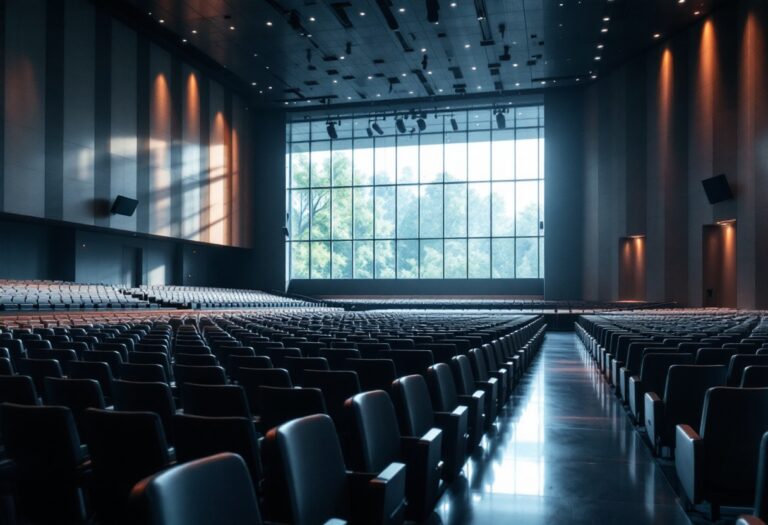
[[286, 105, 544, 280]]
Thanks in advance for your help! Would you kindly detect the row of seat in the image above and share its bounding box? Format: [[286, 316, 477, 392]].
[[577, 313, 768, 522], [124, 286, 319, 309], [0, 311, 546, 524]]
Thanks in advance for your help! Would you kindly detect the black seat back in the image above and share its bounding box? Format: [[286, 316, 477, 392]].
[[0, 375, 38, 405], [727, 355, 768, 386], [238, 367, 292, 414], [43, 377, 106, 434], [181, 383, 250, 418], [391, 375, 435, 438], [258, 386, 327, 432], [113, 380, 176, 443], [743, 366, 768, 388], [130, 452, 263, 525], [344, 390, 401, 473], [426, 363, 458, 412], [302, 370, 361, 429], [345, 358, 396, 393]]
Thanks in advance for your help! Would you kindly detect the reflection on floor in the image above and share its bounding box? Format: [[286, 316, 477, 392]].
[[434, 332, 691, 525]]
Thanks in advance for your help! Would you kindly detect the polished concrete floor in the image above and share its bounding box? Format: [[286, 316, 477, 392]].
[[434, 332, 691, 525]]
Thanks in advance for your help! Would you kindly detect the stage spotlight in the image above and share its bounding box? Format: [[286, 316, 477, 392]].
[[450, 117, 459, 131], [371, 121, 384, 135], [426, 0, 439, 23], [495, 111, 506, 129], [326, 121, 338, 139], [396, 118, 406, 133], [416, 118, 426, 131], [366, 126, 373, 137]]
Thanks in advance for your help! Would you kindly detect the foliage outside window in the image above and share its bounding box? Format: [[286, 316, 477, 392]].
[[286, 105, 545, 280]]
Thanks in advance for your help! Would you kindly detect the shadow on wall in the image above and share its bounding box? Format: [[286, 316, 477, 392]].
[[90, 198, 112, 219]]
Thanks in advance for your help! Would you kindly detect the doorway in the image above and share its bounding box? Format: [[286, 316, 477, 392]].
[[121, 247, 143, 287], [702, 223, 736, 307]]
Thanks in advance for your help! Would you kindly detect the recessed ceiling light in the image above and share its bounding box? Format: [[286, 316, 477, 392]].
[[265, 66, 270, 69], [653, 33, 661, 38], [229, 25, 235, 30], [266, 21, 273, 26], [694, 10, 700, 15], [438, 88, 444, 92], [597, 44, 604, 49], [401, 73, 407, 77], [251, 82, 257, 86], [603, 16, 610, 21], [464, 43, 470, 48], [399, 7, 406, 12], [409, 90, 414, 94], [576, 77, 581, 82], [259, 90, 263, 94], [477, 85, 482, 89], [333, 79, 338, 83], [450, 2, 457, 6], [421, 48, 427, 52], [159, 19, 165, 23], [477, 16, 484, 20], [601, 27, 608, 33], [253, 53, 258, 57], [427, 70, 432, 75], [471, 66, 477, 70], [268, 86, 272, 90], [309, 16, 316, 21], [182, 38, 187, 43], [678, 0, 685, 3], [594, 56, 601, 60], [340, 56, 345, 60], [359, 11, 365, 16], [347, 96, 352, 100], [367, 75, 373, 80], [515, 82, 520, 86], [513, 63, 518, 67], [591, 74, 597, 79], [191, 29, 197, 34], [284, 101, 289, 105], [376, 93, 381, 97]]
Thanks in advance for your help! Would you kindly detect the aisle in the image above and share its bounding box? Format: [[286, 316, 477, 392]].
[[434, 332, 690, 525]]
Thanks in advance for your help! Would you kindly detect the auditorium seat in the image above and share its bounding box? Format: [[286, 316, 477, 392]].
[[262, 347, 301, 368], [261, 413, 406, 524], [113, 380, 177, 444], [696, 347, 740, 366], [174, 353, 218, 367], [319, 348, 361, 369], [451, 354, 498, 429], [391, 374, 468, 481], [238, 368, 292, 416], [0, 403, 87, 523], [345, 389, 441, 521], [389, 350, 435, 378], [743, 366, 768, 388], [173, 365, 227, 389], [119, 363, 168, 383], [181, 383, 251, 418], [131, 453, 263, 525], [283, 356, 330, 385], [228, 355, 272, 381], [468, 348, 508, 410], [426, 363, 485, 452], [16, 357, 63, 393], [628, 353, 694, 424], [27, 348, 78, 373], [345, 358, 397, 393], [0, 375, 38, 405], [130, 352, 172, 381], [44, 377, 106, 435], [172, 414, 262, 484], [83, 350, 124, 377], [69, 360, 115, 399], [675, 387, 768, 519], [0, 358, 11, 376], [258, 386, 327, 432], [727, 355, 768, 387], [85, 408, 172, 523]]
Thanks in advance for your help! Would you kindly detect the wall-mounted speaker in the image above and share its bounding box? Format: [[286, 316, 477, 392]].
[[111, 195, 139, 216], [702, 174, 734, 204]]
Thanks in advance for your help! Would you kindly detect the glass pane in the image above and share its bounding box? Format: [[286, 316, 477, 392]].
[[516, 181, 538, 236], [332, 188, 352, 239], [516, 106, 539, 128], [354, 241, 374, 279], [397, 135, 418, 183], [397, 186, 418, 238], [290, 143, 309, 188], [492, 182, 515, 237], [354, 139, 374, 185], [375, 240, 395, 278], [420, 184, 443, 238], [290, 242, 309, 279], [468, 183, 490, 237], [444, 184, 467, 238], [375, 137, 396, 185], [290, 190, 310, 240], [420, 136, 443, 183], [420, 239, 443, 278], [290, 121, 311, 142], [311, 143, 331, 187], [353, 187, 373, 239], [310, 189, 330, 239], [332, 241, 352, 279], [444, 134, 467, 182], [492, 238, 515, 278], [538, 133, 545, 179], [516, 238, 538, 278], [444, 239, 467, 278], [310, 120, 327, 140], [375, 186, 396, 239], [468, 239, 490, 278], [332, 141, 352, 186], [539, 180, 545, 235], [539, 237, 545, 278], [310, 241, 330, 278], [492, 129, 514, 180], [515, 128, 538, 180], [397, 240, 418, 278], [467, 132, 490, 181]]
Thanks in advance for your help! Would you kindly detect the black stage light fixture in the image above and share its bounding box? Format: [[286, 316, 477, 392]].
[[422, 54, 428, 70], [702, 173, 734, 204], [326, 121, 338, 139], [450, 117, 459, 131], [371, 121, 384, 135], [395, 117, 406, 133], [366, 126, 374, 137], [426, 0, 439, 23], [416, 118, 426, 131], [346, 41, 352, 55], [495, 111, 506, 129]]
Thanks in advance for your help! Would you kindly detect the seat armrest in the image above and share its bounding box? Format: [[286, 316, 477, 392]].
[[628, 375, 642, 422], [474, 379, 498, 426], [736, 516, 767, 525], [675, 424, 704, 505], [323, 519, 348, 525], [457, 391, 486, 449], [644, 392, 663, 453], [347, 463, 407, 525]]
